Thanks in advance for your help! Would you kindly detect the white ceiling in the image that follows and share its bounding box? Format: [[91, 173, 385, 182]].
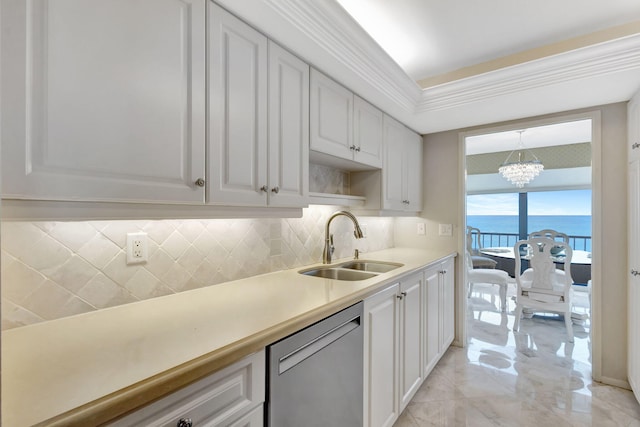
[[335, 0, 640, 84], [216, 1, 640, 134], [465, 119, 592, 155]]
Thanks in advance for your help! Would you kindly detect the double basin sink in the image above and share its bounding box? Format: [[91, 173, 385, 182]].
[[299, 260, 404, 281]]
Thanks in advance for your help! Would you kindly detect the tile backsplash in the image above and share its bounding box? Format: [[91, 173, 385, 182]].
[[1, 206, 394, 330]]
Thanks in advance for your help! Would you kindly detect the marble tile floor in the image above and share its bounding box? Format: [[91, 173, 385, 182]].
[[395, 282, 640, 426]]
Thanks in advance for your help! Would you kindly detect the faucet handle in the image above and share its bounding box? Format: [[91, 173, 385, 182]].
[[354, 249, 359, 259], [329, 234, 335, 254]]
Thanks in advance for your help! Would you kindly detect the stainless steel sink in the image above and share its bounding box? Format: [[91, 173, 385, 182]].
[[339, 260, 404, 273], [299, 267, 378, 281]]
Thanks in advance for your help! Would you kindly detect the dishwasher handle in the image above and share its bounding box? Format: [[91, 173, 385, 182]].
[[278, 315, 361, 375]]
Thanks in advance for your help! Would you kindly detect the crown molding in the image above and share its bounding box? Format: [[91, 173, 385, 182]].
[[417, 33, 640, 113], [216, 0, 421, 113], [215, 0, 640, 132]]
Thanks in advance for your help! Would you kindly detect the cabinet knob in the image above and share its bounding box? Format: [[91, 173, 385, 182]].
[[177, 418, 193, 427], [632, 269, 640, 276], [632, 142, 640, 150], [349, 145, 356, 151], [260, 185, 268, 193], [355, 146, 361, 152], [271, 186, 280, 194], [194, 178, 205, 187], [396, 294, 403, 300]]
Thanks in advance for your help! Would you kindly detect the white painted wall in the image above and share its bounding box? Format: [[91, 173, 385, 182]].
[[394, 102, 629, 386]]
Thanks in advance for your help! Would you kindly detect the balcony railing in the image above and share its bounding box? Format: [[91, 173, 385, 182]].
[[475, 232, 592, 252]]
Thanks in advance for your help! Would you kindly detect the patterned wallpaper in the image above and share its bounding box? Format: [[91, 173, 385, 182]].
[[1, 206, 394, 330], [467, 142, 592, 175]]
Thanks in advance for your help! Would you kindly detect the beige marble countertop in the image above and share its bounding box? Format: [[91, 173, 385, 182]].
[[1, 247, 456, 426]]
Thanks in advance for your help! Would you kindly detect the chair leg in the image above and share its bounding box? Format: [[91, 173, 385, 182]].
[[499, 284, 507, 312], [513, 305, 523, 331], [564, 311, 574, 342]]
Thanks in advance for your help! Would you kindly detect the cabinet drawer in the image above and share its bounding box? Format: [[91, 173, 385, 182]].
[[109, 350, 265, 427]]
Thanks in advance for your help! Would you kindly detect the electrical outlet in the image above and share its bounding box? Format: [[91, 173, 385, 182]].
[[126, 232, 148, 264], [438, 224, 453, 236], [417, 222, 426, 235]]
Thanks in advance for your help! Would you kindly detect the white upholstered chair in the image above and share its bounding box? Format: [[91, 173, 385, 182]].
[[513, 237, 575, 342], [466, 250, 510, 312], [466, 226, 498, 269]]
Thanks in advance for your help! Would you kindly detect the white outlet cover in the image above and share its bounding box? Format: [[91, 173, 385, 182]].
[[417, 223, 426, 235], [126, 232, 148, 264]]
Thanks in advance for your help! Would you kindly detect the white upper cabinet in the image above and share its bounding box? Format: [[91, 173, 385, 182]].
[[404, 128, 424, 212], [208, 5, 308, 208], [628, 89, 640, 404], [208, 3, 268, 206], [630, 92, 640, 162], [310, 69, 354, 160], [353, 96, 384, 168], [1, 0, 206, 203], [267, 42, 309, 208], [382, 115, 406, 211], [310, 69, 382, 169], [382, 116, 423, 212]]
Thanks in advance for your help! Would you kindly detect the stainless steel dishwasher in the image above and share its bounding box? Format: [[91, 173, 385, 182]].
[[267, 301, 363, 427]]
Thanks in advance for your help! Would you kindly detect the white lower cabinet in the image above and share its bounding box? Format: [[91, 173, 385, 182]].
[[108, 350, 265, 427], [424, 257, 455, 376], [364, 257, 454, 427], [364, 283, 400, 427]]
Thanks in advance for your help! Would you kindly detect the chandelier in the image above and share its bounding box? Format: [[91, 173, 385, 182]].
[[498, 130, 544, 188]]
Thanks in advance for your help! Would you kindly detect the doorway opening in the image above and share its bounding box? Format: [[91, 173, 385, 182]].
[[460, 113, 599, 379]]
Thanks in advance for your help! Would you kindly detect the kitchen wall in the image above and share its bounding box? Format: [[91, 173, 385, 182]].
[[1, 205, 394, 330], [394, 102, 629, 387]]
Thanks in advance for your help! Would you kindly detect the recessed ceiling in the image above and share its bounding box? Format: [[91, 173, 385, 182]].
[[216, 0, 640, 134], [465, 120, 592, 155], [336, 0, 640, 86]]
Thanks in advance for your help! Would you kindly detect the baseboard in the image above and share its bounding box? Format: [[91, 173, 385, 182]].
[[596, 376, 631, 390]]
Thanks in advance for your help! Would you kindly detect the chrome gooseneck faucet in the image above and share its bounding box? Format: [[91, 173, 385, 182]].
[[323, 211, 364, 264]]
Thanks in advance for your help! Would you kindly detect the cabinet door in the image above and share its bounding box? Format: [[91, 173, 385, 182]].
[[423, 264, 441, 375], [399, 273, 424, 410], [353, 96, 383, 168], [310, 69, 353, 160], [268, 42, 309, 208], [629, 89, 640, 403], [404, 129, 423, 212], [1, 0, 206, 203], [630, 92, 640, 162], [382, 115, 406, 211], [209, 3, 268, 206], [629, 158, 640, 403], [364, 283, 400, 427], [440, 258, 456, 350]]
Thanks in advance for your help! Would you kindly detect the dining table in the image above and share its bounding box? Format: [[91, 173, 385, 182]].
[[480, 246, 592, 284]]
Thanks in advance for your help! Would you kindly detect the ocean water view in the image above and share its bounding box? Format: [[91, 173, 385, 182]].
[[468, 215, 592, 251]]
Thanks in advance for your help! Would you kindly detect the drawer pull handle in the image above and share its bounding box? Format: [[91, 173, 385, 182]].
[[177, 418, 193, 427]]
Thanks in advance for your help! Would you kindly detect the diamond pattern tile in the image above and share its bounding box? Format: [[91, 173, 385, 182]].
[[0, 206, 394, 329]]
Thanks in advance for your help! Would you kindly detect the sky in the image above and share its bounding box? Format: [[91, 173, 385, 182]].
[[467, 189, 592, 215]]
